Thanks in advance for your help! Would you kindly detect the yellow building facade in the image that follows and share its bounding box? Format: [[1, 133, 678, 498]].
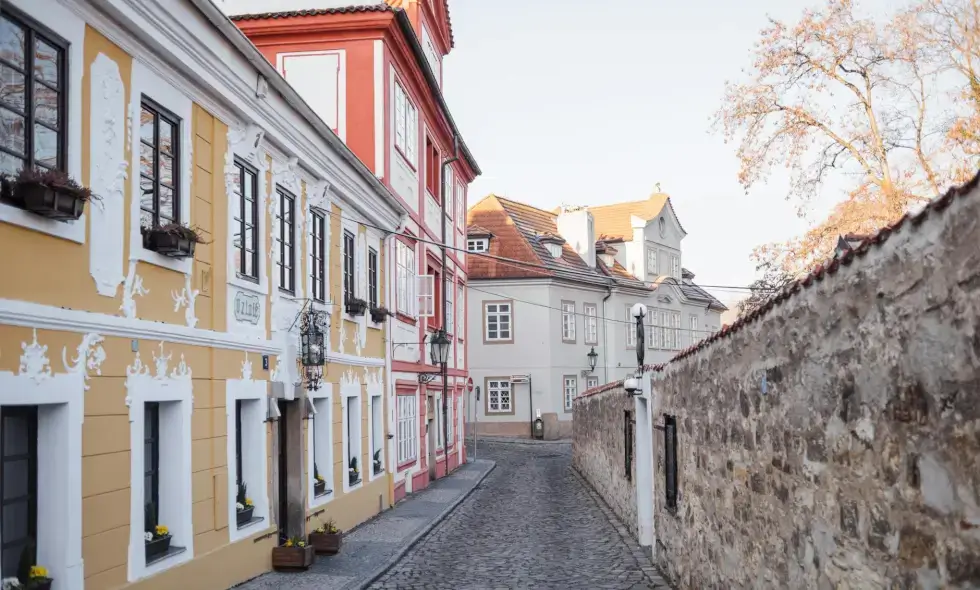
[[0, 0, 408, 588]]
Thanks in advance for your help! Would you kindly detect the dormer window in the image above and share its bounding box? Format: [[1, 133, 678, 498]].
[[545, 243, 562, 258], [467, 238, 488, 253]]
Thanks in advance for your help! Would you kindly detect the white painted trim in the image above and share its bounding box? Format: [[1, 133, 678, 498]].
[[373, 39, 385, 179], [2, 0, 87, 244], [340, 372, 363, 493], [0, 298, 279, 354], [128, 59, 194, 275], [125, 345, 195, 582], [0, 330, 104, 590], [306, 383, 334, 509], [227, 364, 271, 544], [366, 371, 384, 482]]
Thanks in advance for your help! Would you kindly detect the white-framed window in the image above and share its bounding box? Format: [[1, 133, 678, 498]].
[[650, 309, 665, 350], [420, 23, 442, 85], [369, 394, 384, 478], [444, 166, 454, 221], [625, 305, 637, 348], [396, 394, 418, 465], [484, 301, 512, 342], [446, 288, 455, 335], [226, 377, 269, 545], [561, 301, 576, 342], [342, 388, 363, 491], [435, 392, 444, 450], [396, 240, 416, 316], [587, 376, 599, 389], [584, 303, 598, 344], [393, 81, 418, 166], [446, 394, 454, 445], [669, 311, 681, 350], [647, 248, 658, 276], [563, 376, 578, 410], [486, 379, 512, 413], [418, 273, 435, 318], [671, 254, 680, 279], [545, 242, 562, 258], [456, 182, 466, 230], [467, 238, 488, 252], [308, 385, 334, 507], [689, 314, 700, 347], [457, 285, 465, 340]]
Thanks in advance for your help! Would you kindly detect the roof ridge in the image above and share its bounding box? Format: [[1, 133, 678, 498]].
[[493, 195, 558, 218]]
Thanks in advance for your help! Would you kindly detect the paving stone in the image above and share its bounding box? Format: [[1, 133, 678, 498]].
[[418, 489, 461, 503], [348, 517, 427, 543]]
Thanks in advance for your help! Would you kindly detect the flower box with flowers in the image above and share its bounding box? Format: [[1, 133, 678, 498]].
[[5, 168, 96, 222], [142, 223, 206, 259], [312, 463, 329, 497], [145, 525, 172, 563], [348, 456, 361, 486], [235, 481, 255, 527], [345, 297, 368, 316], [372, 449, 383, 475], [369, 306, 390, 324], [308, 520, 342, 555], [1, 557, 52, 590], [272, 538, 315, 571]]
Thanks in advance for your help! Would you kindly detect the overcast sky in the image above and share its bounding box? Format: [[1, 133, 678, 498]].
[[443, 0, 898, 306]]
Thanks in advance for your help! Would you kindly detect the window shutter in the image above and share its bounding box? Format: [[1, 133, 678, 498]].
[[417, 274, 434, 317]]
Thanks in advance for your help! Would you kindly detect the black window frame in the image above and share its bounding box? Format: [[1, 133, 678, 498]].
[[343, 229, 355, 304], [138, 96, 181, 231], [624, 410, 634, 482], [275, 186, 296, 295], [233, 159, 260, 282], [235, 400, 244, 487], [311, 209, 326, 303], [664, 414, 678, 513], [0, 405, 38, 578], [0, 6, 68, 183], [368, 247, 378, 309], [143, 402, 161, 532]]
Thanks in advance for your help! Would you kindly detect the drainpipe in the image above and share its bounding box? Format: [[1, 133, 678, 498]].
[[527, 374, 533, 438], [441, 136, 459, 469], [601, 283, 613, 384]]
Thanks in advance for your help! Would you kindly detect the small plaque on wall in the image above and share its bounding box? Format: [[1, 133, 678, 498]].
[[234, 291, 261, 325]]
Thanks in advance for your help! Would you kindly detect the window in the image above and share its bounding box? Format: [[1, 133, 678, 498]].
[[563, 376, 578, 410], [232, 159, 259, 281], [486, 379, 512, 413], [139, 98, 181, 230], [587, 375, 599, 389], [396, 240, 416, 316], [444, 166, 453, 220], [664, 414, 678, 512], [545, 243, 562, 258], [393, 81, 418, 166], [446, 287, 454, 336], [484, 302, 512, 342], [0, 9, 67, 180], [647, 248, 658, 276], [467, 239, 488, 252], [344, 393, 362, 488], [435, 392, 444, 449], [368, 247, 379, 309], [446, 396, 454, 446], [671, 254, 680, 279], [425, 137, 440, 198], [343, 230, 355, 304], [0, 406, 37, 577], [625, 305, 637, 348], [667, 312, 681, 350], [456, 285, 465, 340], [689, 314, 699, 348], [370, 395, 383, 475], [561, 301, 576, 342], [234, 400, 244, 495], [276, 187, 295, 294], [143, 402, 160, 536], [396, 394, 418, 465], [584, 303, 598, 344], [311, 210, 326, 302], [310, 396, 333, 499], [456, 182, 465, 230], [418, 273, 435, 319], [624, 410, 634, 482]]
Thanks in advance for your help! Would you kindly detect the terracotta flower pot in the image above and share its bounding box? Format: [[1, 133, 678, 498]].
[[308, 532, 342, 555], [271, 545, 315, 571]]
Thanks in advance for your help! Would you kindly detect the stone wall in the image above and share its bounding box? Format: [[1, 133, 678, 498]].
[[573, 384, 637, 539], [648, 176, 980, 589]]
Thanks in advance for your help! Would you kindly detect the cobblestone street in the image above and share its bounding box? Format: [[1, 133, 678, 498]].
[[370, 441, 670, 590]]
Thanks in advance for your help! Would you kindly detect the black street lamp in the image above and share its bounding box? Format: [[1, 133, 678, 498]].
[[429, 329, 452, 367], [587, 347, 598, 373], [625, 303, 648, 397], [299, 307, 328, 391]]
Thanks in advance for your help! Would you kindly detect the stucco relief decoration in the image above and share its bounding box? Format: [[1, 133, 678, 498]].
[[364, 367, 382, 389], [172, 273, 200, 328], [272, 157, 300, 195], [241, 352, 253, 381], [338, 320, 347, 355], [225, 124, 267, 202], [18, 330, 52, 384], [341, 368, 359, 388], [88, 53, 127, 297], [120, 261, 149, 318], [124, 343, 192, 409], [62, 333, 106, 390]]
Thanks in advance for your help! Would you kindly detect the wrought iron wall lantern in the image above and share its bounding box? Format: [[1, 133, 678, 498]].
[[418, 330, 451, 385], [298, 305, 328, 391], [587, 347, 598, 373]]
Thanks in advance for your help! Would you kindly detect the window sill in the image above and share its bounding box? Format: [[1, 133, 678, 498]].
[[0, 201, 87, 244], [146, 544, 187, 567], [134, 245, 193, 274], [395, 312, 417, 326], [314, 489, 333, 499], [237, 515, 265, 531], [396, 458, 417, 472]]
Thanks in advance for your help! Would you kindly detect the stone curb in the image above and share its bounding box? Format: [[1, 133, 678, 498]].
[[470, 435, 572, 446], [349, 459, 497, 590]]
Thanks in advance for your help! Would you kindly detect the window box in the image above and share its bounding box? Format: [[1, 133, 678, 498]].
[[348, 456, 361, 486], [370, 306, 390, 324], [144, 533, 172, 563], [345, 298, 368, 317], [271, 541, 315, 571], [235, 505, 254, 527], [309, 520, 342, 555], [372, 449, 383, 475], [8, 169, 94, 222], [313, 479, 327, 497], [142, 224, 204, 259]]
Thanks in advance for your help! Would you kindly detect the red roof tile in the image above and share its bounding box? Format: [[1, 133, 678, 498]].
[[586, 193, 687, 241], [228, 5, 392, 20]]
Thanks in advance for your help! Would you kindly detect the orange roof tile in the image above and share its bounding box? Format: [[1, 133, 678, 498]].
[[587, 193, 683, 241]]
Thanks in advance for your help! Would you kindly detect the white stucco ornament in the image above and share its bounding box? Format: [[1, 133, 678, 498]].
[[19, 330, 52, 383], [341, 368, 358, 387], [120, 260, 149, 319], [172, 274, 200, 328], [338, 320, 347, 354], [241, 352, 254, 381], [62, 333, 106, 389]]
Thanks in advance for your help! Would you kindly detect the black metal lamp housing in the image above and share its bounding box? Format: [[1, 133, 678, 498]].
[[300, 314, 325, 367], [587, 347, 598, 372], [429, 329, 451, 366]]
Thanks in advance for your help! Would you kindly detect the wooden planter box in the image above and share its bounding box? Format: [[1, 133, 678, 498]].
[[236, 506, 254, 527], [143, 229, 197, 259], [18, 184, 85, 221], [271, 545, 315, 571], [345, 299, 367, 316], [145, 534, 172, 562], [308, 532, 342, 555]]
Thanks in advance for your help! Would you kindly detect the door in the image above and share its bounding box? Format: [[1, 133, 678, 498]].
[[277, 400, 288, 541], [426, 395, 436, 480], [1, 406, 38, 577]]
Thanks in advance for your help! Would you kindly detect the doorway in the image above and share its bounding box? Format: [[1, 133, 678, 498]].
[[426, 394, 436, 481], [277, 399, 288, 542]]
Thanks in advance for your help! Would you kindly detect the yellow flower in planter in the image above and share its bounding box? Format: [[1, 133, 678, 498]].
[[29, 565, 48, 579], [284, 539, 293, 547], [155, 525, 169, 537], [245, 497, 254, 507], [297, 541, 306, 548]]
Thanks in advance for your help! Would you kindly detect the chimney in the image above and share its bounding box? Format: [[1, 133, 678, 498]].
[[556, 206, 596, 268]]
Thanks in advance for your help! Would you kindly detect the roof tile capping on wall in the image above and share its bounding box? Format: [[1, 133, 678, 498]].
[[574, 170, 980, 589]]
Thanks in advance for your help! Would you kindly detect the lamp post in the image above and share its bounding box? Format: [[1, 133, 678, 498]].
[[587, 346, 598, 373]]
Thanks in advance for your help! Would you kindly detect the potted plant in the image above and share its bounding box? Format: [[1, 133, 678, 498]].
[[271, 537, 314, 571], [348, 456, 360, 486], [142, 223, 206, 259], [372, 449, 383, 475], [235, 481, 254, 526], [6, 540, 52, 590], [369, 305, 390, 323], [145, 523, 172, 563], [313, 463, 326, 497], [345, 297, 368, 316], [10, 167, 96, 221], [308, 519, 342, 555]]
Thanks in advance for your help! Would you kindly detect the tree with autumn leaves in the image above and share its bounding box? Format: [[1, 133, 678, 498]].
[[717, 0, 979, 316]]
